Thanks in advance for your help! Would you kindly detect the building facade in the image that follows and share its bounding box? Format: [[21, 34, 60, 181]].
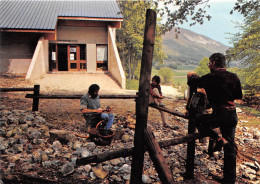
[[0, 0, 125, 88]]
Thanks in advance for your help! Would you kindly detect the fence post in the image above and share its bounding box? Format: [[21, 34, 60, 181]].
[[130, 9, 156, 184], [32, 85, 40, 111], [185, 88, 196, 179]]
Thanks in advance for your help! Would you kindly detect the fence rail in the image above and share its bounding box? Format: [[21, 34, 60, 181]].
[[0, 87, 35, 92], [25, 94, 137, 99]]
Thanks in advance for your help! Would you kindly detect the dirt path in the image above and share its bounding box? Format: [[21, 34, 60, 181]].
[[32, 73, 129, 95], [161, 85, 182, 97], [1, 74, 182, 97]]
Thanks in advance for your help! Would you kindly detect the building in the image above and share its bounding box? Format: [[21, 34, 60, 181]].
[[0, 0, 126, 88]]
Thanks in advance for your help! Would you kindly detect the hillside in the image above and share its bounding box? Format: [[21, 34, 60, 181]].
[[162, 28, 230, 65]]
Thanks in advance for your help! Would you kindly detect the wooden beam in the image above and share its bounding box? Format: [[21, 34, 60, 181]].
[[58, 20, 109, 27], [58, 16, 123, 22], [130, 9, 157, 184], [25, 94, 137, 99], [76, 132, 204, 166], [145, 127, 174, 184], [149, 104, 188, 119], [1, 29, 54, 33], [0, 87, 34, 92]]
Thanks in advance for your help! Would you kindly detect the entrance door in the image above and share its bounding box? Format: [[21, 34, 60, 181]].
[[68, 45, 79, 71], [68, 45, 86, 71], [58, 44, 68, 71]]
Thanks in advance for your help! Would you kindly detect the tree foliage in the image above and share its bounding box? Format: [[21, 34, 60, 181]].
[[116, 0, 259, 83], [158, 67, 174, 84], [226, 9, 260, 94], [157, 0, 259, 33], [116, 1, 166, 79], [195, 57, 210, 77]]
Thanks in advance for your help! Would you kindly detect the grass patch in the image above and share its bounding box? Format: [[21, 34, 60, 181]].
[[177, 65, 197, 70], [237, 104, 260, 117], [236, 104, 260, 126], [126, 79, 139, 90], [173, 70, 187, 76], [173, 77, 187, 85]]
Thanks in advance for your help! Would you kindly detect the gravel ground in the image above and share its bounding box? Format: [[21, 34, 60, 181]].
[[1, 74, 259, 184]]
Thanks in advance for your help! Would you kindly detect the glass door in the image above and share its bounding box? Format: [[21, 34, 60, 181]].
[[68, 45, 86, 71], [68, 45, 78, 71]]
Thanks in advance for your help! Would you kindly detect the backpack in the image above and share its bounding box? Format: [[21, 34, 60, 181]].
[[188, 92, 208, 114]]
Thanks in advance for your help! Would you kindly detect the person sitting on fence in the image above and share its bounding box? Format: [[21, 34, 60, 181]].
[[149, 75, 167, 126], [80, 84, 115, 132]]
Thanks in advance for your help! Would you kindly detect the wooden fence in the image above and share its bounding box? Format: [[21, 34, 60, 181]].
[[0, 85, 40, 111]]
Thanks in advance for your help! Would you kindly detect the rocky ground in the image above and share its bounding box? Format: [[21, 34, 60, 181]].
[[0, 74, 259, 184]]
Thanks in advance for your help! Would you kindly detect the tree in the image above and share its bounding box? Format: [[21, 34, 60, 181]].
[[158, 67, 174, 84], [116, 1, 166, 79], [226, 9, 260, 94], [195, 57, 210, 77], [156, 0, 259, 33], [116, 0, 259, 80]]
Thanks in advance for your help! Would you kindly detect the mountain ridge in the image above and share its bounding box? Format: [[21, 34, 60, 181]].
[[162, 28, 230, 65]]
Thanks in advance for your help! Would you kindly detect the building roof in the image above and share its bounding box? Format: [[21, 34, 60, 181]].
[[0, 0, 123, 30]]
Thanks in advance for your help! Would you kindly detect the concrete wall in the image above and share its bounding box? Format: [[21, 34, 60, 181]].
[[56, 26, 109, 73], [57, 26, 107, 44], [0, 32, 40, 73], [108, 26, 126, 89], [8, 59, 31, 73], [87, 44, 96, 72], [26, 37, 49, 81]]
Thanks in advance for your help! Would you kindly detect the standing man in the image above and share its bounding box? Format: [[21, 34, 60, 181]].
[[187, 53, 242, 184], [80, 84, 114, 131]]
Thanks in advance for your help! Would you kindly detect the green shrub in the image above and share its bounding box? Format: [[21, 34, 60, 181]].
[[158, 67, 174, 84]]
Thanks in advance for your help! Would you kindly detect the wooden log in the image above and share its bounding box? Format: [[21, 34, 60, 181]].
[[76, 147, 134, 166], [2, 172, 58, 183], [130, 9, 157, 184], [25, 94, 137, 99], [0, 87, 35, 92], [144, 127, 174, 183], [149, 104, 188, 119], [76, 132, 205, 166], [32, 85, 40, 111]]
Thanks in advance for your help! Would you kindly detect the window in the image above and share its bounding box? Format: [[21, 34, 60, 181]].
[[70, 63, 77, 69], [97, 45, 108, 62], [49, 43, 57, 71], [80, 63, 86, 69], [70, 46, 77, 60], [96, 45, 108, 71]]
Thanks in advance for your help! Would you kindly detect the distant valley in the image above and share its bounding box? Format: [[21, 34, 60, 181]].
[[162, 28, 230, 66]]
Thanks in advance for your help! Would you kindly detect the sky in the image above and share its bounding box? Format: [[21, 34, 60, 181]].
[[179, 0, 244, 46]]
